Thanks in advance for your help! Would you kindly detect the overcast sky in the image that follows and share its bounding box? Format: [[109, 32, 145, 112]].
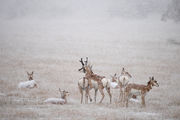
[[0, 0, 171, 19]]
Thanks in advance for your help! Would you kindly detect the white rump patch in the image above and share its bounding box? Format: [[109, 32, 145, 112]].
[[129, 98, 140, 103], [44, 98, 65, 104], [18, 80, 37, 89], [110, 82, 119, 89]]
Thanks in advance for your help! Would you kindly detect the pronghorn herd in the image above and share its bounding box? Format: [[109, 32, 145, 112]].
[[78, 57, 159, 107], [18, 57, 159, 107]]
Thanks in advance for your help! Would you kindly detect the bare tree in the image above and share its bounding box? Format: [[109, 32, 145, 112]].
[[161, 0, 180, 22]]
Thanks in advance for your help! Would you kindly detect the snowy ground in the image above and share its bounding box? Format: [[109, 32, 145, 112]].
[[0, 16, 180, 120]]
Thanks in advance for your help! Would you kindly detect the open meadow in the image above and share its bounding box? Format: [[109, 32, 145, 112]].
[[0, 1, 180, 120]]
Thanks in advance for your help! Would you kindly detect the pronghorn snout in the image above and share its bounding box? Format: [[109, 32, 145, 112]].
[[66, 92, 70, 96]]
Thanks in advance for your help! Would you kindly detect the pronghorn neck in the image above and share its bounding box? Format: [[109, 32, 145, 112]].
[[61, 94, 67, 103], [64, 97, 67, 103], [146, 82, 152, 92], [86, 73, 104, 82], [29, 78, 33, 81], [112, 78, 116, 82], [61, 94, 65, 99], [83, 77, 86, 88]]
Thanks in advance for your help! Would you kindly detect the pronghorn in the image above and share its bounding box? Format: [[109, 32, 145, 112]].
[[110, 73, 119, 89], [125, 76, 159, 107], [118, 68, 132, 103], [78, 77, 98, 104], [78, 57, 98, 103], [44, 88, 70, 104], [84, 64, 112, 103], [18, 71, 37, 89], [78, 73, 118, 104]]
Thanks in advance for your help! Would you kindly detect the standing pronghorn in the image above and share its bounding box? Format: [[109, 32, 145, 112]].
[[84, 64, 112, 103], [125, 76, 159, 107], [118, 68, 132, 104], [78, 57, 98, 103], [78, 77, 98, 104]]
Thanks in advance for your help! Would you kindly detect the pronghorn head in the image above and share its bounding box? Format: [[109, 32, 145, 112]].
[[121, 67, 132, 78], [59, 88, 70, 99], [111, 73, 118, 82], [148, 76, 159, 87], [84, 64, 93, 75], [27, 71, 34, 81], [78, 57, 88, 73]]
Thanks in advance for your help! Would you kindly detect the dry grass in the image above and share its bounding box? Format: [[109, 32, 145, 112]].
[[0, 16, 180, 120]]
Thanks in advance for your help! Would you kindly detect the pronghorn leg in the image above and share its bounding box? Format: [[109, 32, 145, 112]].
[[99, 87, 105, 103], [119, 89, 123, 102], [125, 91, 129, 107], [123, 91, 125, 103], [123, 91, 127, 107], [85, 88, 89, 104], [106, 87, 112, 104], [87, 78, 93, 89], [141, 93, 146, 107], [88, 89, 93, 102], [94, 89, 98, 103], [78, 85, 83, 104]]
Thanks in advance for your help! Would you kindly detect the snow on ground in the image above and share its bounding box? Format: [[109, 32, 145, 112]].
[[0, 14, 180, 120]]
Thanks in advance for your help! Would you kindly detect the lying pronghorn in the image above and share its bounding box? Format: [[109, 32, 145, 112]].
[[44, 88, 70, 104], [18, 71, 37, 89], [118, 68, 132, 105], [125, 76, 159, 107]]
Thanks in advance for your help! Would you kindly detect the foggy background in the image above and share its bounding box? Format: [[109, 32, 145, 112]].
[[0, 0, 180, 120], [0, 0, 176, 20]]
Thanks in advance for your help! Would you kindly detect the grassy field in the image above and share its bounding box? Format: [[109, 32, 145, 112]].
[[0, 16, 180, 120]]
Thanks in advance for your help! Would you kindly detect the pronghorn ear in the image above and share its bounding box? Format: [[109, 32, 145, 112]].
[[90, 65, 93, 70], [118, 76, 120, 81], [27, 71, 29, 75], [84, 57, 88, 65], [127, 72, 132, 78], [152, 76, 154, 80]]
